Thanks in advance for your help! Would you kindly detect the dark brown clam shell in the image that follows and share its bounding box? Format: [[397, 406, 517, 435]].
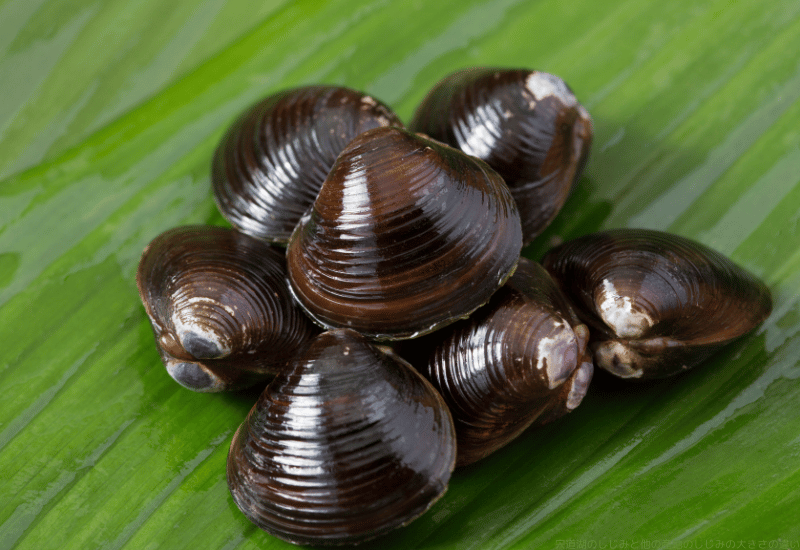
[[409, 68, 593, 245], [212, 86, 403, 243], [286, 126, 523, 340], [226, 328, 456, 546], [136, 226, 318, 391], [421, 257, 593, 467], [542, 229, 773, 379]]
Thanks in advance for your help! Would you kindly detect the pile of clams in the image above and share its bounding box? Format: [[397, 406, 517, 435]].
[[136, 68, 772, 545]]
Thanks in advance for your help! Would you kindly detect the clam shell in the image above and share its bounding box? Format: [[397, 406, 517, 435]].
[[136, 226, 318, 391], [286, 126, 523, 340], [410, 68, 593, 245], [542, 229, 773, 379], [226, 328, 456, 546], [422, 257, 593, 466], [212, 86, 403, 243]]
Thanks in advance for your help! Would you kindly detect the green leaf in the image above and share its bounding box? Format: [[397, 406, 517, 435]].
[[2, 0, 799, 548]]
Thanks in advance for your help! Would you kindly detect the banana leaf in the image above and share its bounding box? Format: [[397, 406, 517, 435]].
[[2, 0, 800, 548]]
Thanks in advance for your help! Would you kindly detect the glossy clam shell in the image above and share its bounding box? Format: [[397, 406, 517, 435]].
[[423, 257, 593, 466], [212, 86, 403, 243], [409, 68, 593, 245], [286, 126, 523, 340], [542, 229, 773, 379], [226, 329, 456, 546], [136, 226, 318, 391]]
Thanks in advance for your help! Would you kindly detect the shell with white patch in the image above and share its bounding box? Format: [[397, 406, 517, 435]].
[[543, 228, 773, 379], [597, 278, 654, 339], [409, 67, 593, 245], [136, 226, 319, 392], [525, 71, 579, 106], [418, 257, 593, 467]]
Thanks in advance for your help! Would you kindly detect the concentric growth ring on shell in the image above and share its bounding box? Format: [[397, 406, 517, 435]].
[[286, 126, 523, 340]]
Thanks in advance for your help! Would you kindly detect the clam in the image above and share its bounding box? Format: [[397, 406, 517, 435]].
[[410, 68, 593, 245], [421, 257, 593, 466], [212, 85, 403, 243], [286, 126, 523, 340], [136, 226, 318, 391], [542, 228, 773, 379], [226, 328, 456, 546]]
